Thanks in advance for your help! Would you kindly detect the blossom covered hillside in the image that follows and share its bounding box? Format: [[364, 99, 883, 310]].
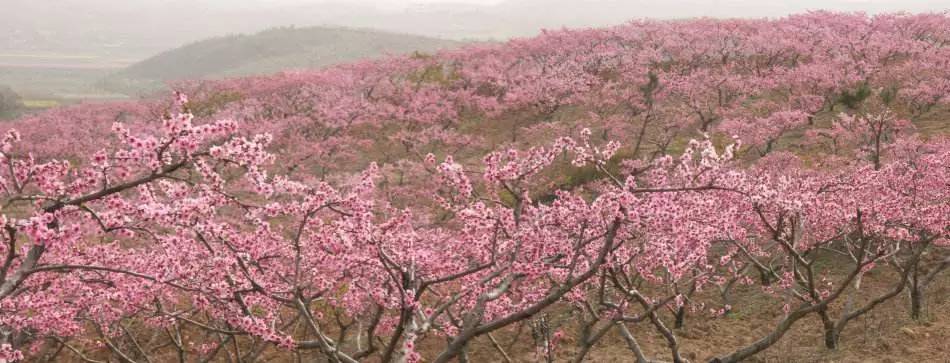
[[2, 11, 949, 363]]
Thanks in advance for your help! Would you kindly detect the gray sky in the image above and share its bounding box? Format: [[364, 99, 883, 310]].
[[343, 0, 508, 6], [1, 0, 946, 99], [0, 0, 950, 99], [3, 0, 948, 59], [240, 0, 947, 11], [311, 0, 943, 9]]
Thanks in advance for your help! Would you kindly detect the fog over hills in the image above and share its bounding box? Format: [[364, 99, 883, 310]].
[[3, 0, 946, 60], [100, 26, 463, 94], [1, 0, 944, 105]]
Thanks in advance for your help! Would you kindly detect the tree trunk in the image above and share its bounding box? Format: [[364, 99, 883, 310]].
[[757, 267, 772, 286], [674, 306, 687, 329], [818, 309, 839, 350], [909, 263, 925, 321], [910, 284, 925, 321], [823, 327, 840, 351], [618, 323, 654, 363], [708, 307, 811, 363]]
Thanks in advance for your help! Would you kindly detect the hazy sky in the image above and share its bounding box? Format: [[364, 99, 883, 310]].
[[309, 0, 935, 6], [1, 0, 946, 100], [364, 0, 508, 5], [324, 0, 931, 8], [270, 0, 507, 6], [4, 0, 948, 57]]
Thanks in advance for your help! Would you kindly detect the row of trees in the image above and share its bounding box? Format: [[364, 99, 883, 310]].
[[0, 85, 23, 120], [0, 11, 947, 362]]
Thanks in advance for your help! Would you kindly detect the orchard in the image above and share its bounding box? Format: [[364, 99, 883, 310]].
[[1, 11, 948, 362]]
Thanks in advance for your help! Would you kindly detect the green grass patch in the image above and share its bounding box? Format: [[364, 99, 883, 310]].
[[21, 99, 60, 109]]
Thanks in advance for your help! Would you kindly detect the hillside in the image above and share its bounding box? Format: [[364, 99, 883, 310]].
[[3, 12, 949, 363], [100, 26, 463, 94], [0, 84, 24, 119], [4, 0, 945, 55]]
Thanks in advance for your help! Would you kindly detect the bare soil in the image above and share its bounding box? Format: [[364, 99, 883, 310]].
[[457, 268, 950, 363]]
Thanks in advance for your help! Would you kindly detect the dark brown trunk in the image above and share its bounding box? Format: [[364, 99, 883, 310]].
[[674, 306, 687, 329]]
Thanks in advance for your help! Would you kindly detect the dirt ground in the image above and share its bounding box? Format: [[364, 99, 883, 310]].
[[454, 270, 950, 363]]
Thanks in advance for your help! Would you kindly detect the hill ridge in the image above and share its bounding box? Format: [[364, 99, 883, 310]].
[[101, 25, 463, 95]]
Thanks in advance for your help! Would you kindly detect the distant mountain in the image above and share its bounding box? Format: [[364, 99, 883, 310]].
[[0, 85, 24, 120], [3, 0, 946, 62], [100, 26, 463, 94]]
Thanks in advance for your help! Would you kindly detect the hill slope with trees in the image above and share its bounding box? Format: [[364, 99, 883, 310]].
[[101, 26, 463, 94], [0, 85, 23, 119], [1, 12, 949, 363]]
